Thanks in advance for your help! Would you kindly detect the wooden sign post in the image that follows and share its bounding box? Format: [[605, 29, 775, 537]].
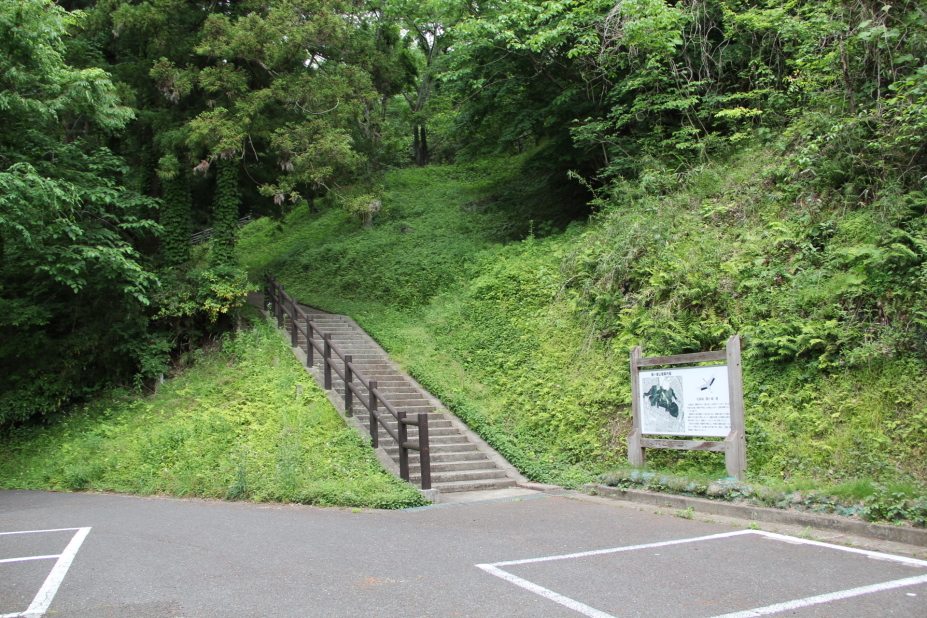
[[628, 335, 746, 480]]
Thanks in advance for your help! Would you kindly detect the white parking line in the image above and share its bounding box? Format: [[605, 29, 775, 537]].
[[489, 529, 753, 567], [0, 527, 91, 618], [476, 563, 614, 618], [0, 556, 59, 565], [0, 528, 84, 536], [476, 530, 927, 618], [710, 573, 927, 618]]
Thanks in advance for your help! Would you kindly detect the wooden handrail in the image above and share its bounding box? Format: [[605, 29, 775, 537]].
[[263, 274, 431, 490], [190, 215, 252, 245]]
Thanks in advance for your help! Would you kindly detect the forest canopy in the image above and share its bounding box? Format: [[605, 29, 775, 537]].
[[1, 0, 926, 426]]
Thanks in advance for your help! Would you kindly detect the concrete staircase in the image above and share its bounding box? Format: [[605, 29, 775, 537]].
[[282, 311, 524, 494]]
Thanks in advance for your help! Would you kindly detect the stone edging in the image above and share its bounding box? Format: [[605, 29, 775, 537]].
[[586, 484, 927, 548]]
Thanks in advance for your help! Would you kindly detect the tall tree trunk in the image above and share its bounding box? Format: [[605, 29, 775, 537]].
[[420, 124, 428, 166], [162, 175, 192, 267], [210, 159, 240, 267], [413, 124, 428, 167]]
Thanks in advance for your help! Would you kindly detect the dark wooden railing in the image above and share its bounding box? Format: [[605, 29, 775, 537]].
[[190, 215, 252, 245], [263, 274, 432, 490]]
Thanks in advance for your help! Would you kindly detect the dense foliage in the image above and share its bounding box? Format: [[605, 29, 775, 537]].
[[2, 0, 926, 512], [238, 157, 927, 501], [0, 310, 426, 508], [0, 0, 159, 422]]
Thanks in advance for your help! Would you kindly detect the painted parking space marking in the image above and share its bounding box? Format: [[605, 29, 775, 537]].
[[476, 530, 927, 618], [710, 573, 927, 618], [0, 556, 60, 565], [0, 527, 91, 618]]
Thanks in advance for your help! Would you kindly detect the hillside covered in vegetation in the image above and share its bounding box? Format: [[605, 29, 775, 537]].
[[239, 153, 927, 496], [2, 0, 926, 512]]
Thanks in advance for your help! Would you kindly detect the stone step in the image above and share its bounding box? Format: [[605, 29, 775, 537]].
[[335, 385, 416, 395], [408, 460, 498, 474], [351, 393, 427, 403], [352, 427, 456, 441], [426, 434, 471, 445], [410, 468, 509, 484], [365, 430, 468, 445], [336, 383, 422, 394], [408, 451, 490, 464], [341, 391, 420, 400], [352, 415, 454, 429], [426, 477, 518, 493], [320, 349, 382, 356], [352, 410, 446, 420], [383, 443, 482, 457]]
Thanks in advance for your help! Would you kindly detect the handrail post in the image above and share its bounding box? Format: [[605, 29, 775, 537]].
[[323, 333, 332, 390], [306, 316, 314, 366], [290, 309, 298, 347], [276, 285, 284, 328], [262, 275, 270, 311], [369, 381, 378, 448], [344, 355, 353, 418], [397, 412, 409, 482], [418, 412, 431, 490]]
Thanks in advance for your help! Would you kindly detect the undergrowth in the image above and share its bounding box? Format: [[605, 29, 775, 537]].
[[0, 309, 427, 509], [238, 147, 927, 511]]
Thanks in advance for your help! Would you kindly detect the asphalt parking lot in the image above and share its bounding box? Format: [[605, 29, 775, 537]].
[[2, 490, 925, 617]]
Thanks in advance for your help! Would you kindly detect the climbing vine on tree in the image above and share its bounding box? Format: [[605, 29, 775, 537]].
[[210, 159, 241, 267], [160, 174, 192, 267]]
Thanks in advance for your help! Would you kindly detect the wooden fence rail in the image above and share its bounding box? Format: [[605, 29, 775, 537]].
[[263, 274, 432, 490], [190, 215, 252, 246]]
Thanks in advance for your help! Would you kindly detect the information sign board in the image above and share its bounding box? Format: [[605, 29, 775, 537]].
[[639, 365, 730, 437], [627, 335, 747, 479]]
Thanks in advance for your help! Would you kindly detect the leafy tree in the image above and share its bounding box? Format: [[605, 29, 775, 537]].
[[146, 0, 376, 211], [0, 0, 160, 423], [385, 0, 463, 166]]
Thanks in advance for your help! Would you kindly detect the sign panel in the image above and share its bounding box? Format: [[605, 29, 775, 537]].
[[638, 365, 730, 437]]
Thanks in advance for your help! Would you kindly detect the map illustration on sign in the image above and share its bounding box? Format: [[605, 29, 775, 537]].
[[639, 365, 730, 437], [643, 384, 680, 417], [640, 375, 685, 434]]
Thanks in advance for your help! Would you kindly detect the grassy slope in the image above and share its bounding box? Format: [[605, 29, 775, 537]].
[[239, 160, 629, 487], [238, 151, 927, 499], [0, 309, 427, 508]]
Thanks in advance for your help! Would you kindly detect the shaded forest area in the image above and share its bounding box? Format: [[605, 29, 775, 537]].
[[2, 0, 926, 493]]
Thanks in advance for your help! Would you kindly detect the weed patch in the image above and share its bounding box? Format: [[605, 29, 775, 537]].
[[0, 309, 426, 509]]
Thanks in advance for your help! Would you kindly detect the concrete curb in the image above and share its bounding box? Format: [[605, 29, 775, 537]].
[[586, 484, 927, 548]]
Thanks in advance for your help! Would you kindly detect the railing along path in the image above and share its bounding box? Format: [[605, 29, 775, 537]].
[[264, 275, 432, 490], [190, 215, 252, 245]]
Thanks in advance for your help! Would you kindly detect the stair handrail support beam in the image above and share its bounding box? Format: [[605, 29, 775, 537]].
[[397, 411, 409, 482], [369, 380, 379, 448], [344, 355, 353, 417], [417, 413, 431, 490], [323, 333, 332, 390]]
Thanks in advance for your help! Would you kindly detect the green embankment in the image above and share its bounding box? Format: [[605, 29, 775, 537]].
[[0, 310, 427, 509], [238, 153, 927, 504]]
